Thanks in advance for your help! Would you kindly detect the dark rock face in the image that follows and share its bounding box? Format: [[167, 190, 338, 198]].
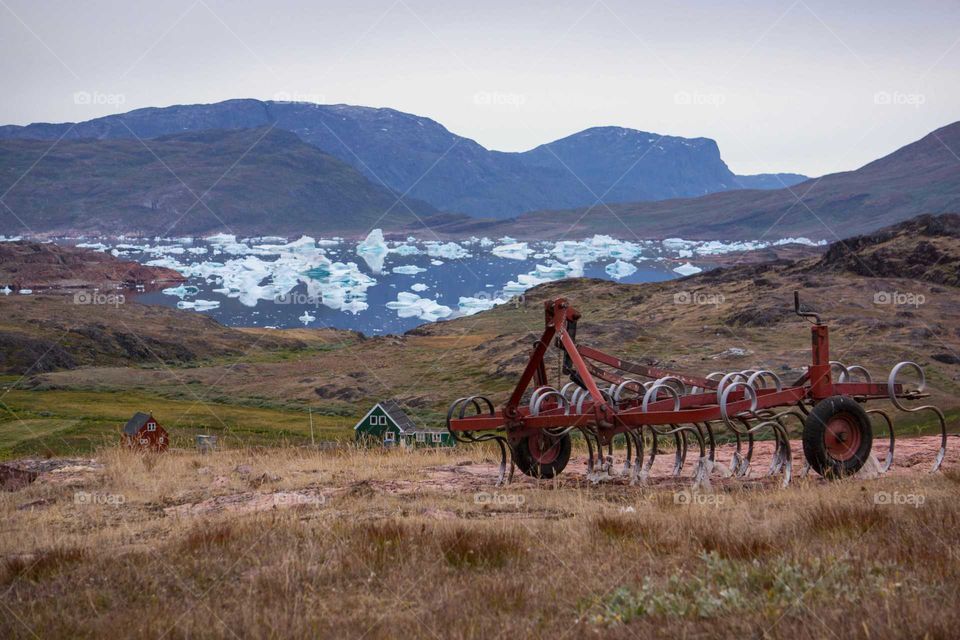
[[0, 100, 803, 220], [811, 214, 960, 286]]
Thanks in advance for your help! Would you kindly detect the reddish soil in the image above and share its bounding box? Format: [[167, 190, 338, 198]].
[[0, 241, 184, 290]]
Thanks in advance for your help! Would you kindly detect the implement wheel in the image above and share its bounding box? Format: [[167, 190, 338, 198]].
[[802, 396, 873, 478], [513, 432, 571, 479]]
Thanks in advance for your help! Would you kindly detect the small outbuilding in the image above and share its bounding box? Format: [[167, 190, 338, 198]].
[[354, 400, 455, 448], [122, 412, 169, 452]]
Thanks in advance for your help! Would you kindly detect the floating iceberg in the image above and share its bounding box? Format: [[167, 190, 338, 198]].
[[392, 265, 427, 275], [552, 235, 644, 263], [663, 236, 828, 257], [492, 242, 533, 260], [502, 259, 584, 294], [356, 229, 388, 273], [161, 284, 200, 299], [386, 292, 452, 322], [424, 241, 470, 260], [605, 260, 637, 279], [1, 286, 10, 295], [76, 242, 109, 251], [410, 283, 429, 292], [298, 311, 316, 325], [458, 295, 509, 316], [177, 299, 220, 310], [673, 262, 703, 276], [391, 243, 421, 256], [430, 259, 444, 266]]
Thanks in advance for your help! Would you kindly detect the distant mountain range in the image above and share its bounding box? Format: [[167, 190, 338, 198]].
[[493, 120, 960, 240], [0, 127, 434, 236], [0, 99, 956, 240], [0, 99, 805, 220]]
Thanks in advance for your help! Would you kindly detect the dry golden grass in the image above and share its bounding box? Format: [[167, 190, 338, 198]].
[[1, 444, 958, 639]]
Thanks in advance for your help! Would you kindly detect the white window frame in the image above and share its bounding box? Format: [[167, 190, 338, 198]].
[[432, 433, 442, 443], [158, 436, 165, 443], [147, 422, 156, 432], [416, 432, 426, 443], [384, 431, 395, 443], [139, 438, 148, 445]]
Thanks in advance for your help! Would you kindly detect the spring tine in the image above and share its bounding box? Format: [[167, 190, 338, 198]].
[[889, 361, 947, 472], [866, 409, 896, 473], [674, 429, 686, 477], [642, 427, 657, 481], [493, 436, 509, 486], [628, 430, 643, 485], [582, 428, 595, 474]]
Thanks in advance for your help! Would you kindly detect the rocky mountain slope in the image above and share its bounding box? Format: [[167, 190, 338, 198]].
[[0, 99, 805, 218], [506, 122, 960, 240], [0, 127, 436, 236]]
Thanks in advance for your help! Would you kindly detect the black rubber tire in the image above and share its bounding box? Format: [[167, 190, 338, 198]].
[[802, 395, 873, 478], [513, 432, 572, 479]]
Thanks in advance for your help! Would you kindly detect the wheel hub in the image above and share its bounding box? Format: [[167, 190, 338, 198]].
[[529, 432, 561, 464], [824, 413, 862, 462]]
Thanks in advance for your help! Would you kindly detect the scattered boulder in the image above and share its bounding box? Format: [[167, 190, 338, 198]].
[[0, 465, 39, 491]]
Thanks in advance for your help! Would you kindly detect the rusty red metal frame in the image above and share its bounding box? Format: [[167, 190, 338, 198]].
[[448, 297, 907, 444]]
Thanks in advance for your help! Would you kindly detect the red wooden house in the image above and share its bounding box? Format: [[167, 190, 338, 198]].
[[122, 412, 169, 452]]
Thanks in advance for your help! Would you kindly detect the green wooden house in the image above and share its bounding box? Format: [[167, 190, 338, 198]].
[[354, 400, 455, 448]]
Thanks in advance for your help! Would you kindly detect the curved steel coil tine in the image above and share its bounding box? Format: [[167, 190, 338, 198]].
[[560, 381, 580, 402], [528, 386, 559, 416], [532, 390, 571, 417], [866, 409, 895, 473], [613, 379, 643, 405], [829, 360, 849, 383], [747, 369, 783, 392], [888, 361, 947, 472], [845, 364, 872, 383], [642, 383, 681, 413]]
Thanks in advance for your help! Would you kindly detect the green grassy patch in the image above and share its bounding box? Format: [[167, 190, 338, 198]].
[[0, 388, 354, 459]]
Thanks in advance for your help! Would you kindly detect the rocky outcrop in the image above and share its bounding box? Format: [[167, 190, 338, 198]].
[[0, 241, 184, 290]]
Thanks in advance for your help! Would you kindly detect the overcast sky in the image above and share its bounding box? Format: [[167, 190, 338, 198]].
[[2, 0, 958, 176]]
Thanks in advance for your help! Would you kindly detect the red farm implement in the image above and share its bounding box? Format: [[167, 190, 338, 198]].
[[446, 292, 949, 486]]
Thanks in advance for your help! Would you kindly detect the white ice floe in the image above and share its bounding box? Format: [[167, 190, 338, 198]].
[[424, 241, 470, 260], [502, 259, 584, 294], [161, 284, 200, 299], [666, 237, 827, 257], [76, 242, 109, 251], [18, 289, 32, 294], [390, 243, 421, 256], [177, 299, 220, 310], [298, 311, 316, 325], [153, 236, 375, 314], [1, 286, 10, 295], [479, 237, 494, 247], [392, 265, 427, 275], [605, 259, 637, 279], [491, 242, 533, 260], [457, 295, 509, 316], [430, 259, 444, 266], [385, 292, 452, 322], [356, 229, 389, 273], [410, 283, 429, 292], [673, 262, 703, 276], [552, 235, 645, 263], [0, 235, 23, 242]]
